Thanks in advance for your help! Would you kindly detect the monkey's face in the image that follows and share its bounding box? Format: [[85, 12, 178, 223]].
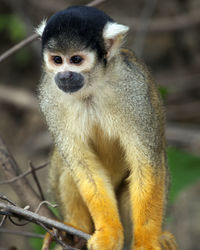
[[43, 49, 97, 94], [37, 6, 129, 95]]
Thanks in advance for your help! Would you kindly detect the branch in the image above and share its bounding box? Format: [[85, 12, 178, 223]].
[[86, 0, 106, 7], [0, 33, 39, 63], [1, 1, 199, 63], [0, 162, 48, 185], [121, 9, 200, 33], [0, 136, 54, 218], [0, 201, 90, 241], [34, 201, 58, 214], [0, 0, 107, 63], [29, 161, 46, 200], [0, 137, 90, 248], [38, 222, 77, 250], [133, 0, 158, 56]]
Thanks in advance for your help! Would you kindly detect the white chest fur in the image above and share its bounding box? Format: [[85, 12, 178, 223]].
[[39, 79, 115, 144]]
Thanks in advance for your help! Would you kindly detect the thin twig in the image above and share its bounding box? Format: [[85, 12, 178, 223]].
[[0, 163, 48, 185], [0, 228, 44, 238], [37, 222, 64, 247], [87, 0, 106, 7], [119, 9, 200, 33], [0, 215, 7, 227], [0, 0, 106, 64], [133, 0, 158, 56], [0, 202, 90, 241], [29, 161, 45, 200], [8, 216, 30, 227], [35, 201, 58, 214], [0, 195, 16, 206], [0, 33, 39, 63], [1, 0, 199, 64], [0, 136, 55, 218], [0, 3, 200, 63], [0, 134, 87, 247], [38, 222, 77, 250]]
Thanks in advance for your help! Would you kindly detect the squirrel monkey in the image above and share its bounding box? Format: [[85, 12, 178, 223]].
[[37, 6, 177, 250]]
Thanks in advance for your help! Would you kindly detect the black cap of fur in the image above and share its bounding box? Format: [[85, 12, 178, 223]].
[[42, 6, 114, 60]]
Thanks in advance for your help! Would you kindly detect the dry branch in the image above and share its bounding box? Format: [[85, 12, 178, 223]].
[[0, 202, 90, 240], [0, 33, 39, 63], [0, 0, 106, 63], [0, 136, 91, 248], [86, 0, 106, 7], [0, 2, 200, 63], [29, 161, 46, 200], [0, 201, 90, 249], [133, 0, 158, 56], [0, 163, 48, 185], [120, 9, 200, 32], [0, 136, 53, 218]]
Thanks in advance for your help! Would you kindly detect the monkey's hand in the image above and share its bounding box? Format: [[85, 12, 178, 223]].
[[87, 224, 124, 250], [159, 231, 177, 250], [133, 231, 177, 250], [41, 225, 87, 250]]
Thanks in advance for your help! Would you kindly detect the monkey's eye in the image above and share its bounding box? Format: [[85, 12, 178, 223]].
[[52, 56, 63, 65], [70, 55, 83, 65]]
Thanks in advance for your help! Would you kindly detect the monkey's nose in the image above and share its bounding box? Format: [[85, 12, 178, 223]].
[[55, 71, 84, 93], [58, 71, 73, 81]]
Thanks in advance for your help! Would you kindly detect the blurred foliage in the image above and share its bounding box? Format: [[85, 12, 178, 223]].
[[14, 49, 32, 68], [30, 207, 59, 249], [0, 14, 26, 42], [30, 225, 45, 250], [30, 224, 56, 250], [168, 147, 200, 202], [159, 86, 169, 100], [0, 14, 31, 66]]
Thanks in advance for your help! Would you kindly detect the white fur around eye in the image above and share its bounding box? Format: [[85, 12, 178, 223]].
[[35, 19, 47, 36], [43, 50, 96, 74], [103, 22, 129, 40], [68, 52, 95, 73]]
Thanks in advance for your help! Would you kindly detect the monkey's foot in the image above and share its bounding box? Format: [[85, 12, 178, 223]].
[[159, 231, 177, 250], [87, 226, 124, 250], [41, 227, 87, 250], [133, 231, 177, 250], [133, 243, 161, 250]]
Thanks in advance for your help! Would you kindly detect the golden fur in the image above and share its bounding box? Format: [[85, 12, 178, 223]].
[[40, 42, 177, 249]]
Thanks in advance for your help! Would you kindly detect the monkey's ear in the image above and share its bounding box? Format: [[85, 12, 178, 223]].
[[35, 19, 47, 37], [103, 22, 129, 60]]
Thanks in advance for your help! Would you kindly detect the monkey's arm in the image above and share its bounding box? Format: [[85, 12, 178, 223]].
[[57, 138, 124, 250], [116, 50, 177, 248], [126, 147, 171, 249]]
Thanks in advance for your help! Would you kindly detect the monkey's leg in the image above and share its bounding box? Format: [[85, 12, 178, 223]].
[[49, 148, 94, 234], [117, 181, 132, 250], [127, 154, 177, 250], [67, 149, 124, 250], [42, 148, 93, 250], [58, 169, 94, 234]]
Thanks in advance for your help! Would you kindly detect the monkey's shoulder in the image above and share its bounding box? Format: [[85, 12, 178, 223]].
[[120, 48, 150, 73], [120, 47, 156, 86]]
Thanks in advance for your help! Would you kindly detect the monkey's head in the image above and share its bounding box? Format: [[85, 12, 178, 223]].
[[36, 6, 129, 95]]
